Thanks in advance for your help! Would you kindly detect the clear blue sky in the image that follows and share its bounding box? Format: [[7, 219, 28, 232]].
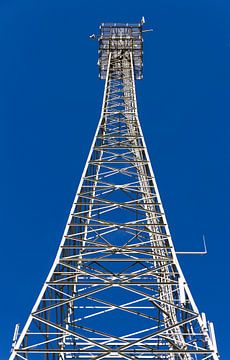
[[1, 0, 229, 358]]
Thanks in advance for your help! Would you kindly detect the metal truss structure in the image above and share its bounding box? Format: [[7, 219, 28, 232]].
[[10, 22, 219, 360]]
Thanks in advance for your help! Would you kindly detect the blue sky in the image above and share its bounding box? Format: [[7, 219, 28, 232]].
[[1, 0, 229, 358]]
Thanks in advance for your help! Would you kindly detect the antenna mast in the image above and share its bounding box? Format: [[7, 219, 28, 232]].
[[10, 20, 219, 360]]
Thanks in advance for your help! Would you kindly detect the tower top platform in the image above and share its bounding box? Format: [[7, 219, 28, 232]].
[[98, 22, 143, 80]]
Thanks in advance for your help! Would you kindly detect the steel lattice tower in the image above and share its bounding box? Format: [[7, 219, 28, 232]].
[[10, 21, 219, 360]]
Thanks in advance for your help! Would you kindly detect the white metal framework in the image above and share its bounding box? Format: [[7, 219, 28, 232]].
[[10, 22, 219, 360]]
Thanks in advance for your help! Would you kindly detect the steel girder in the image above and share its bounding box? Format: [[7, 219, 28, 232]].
[[10, 24, 219, 360]]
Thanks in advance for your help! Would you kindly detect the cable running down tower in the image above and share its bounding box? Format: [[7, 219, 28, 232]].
[[10, 21, 219, 360]]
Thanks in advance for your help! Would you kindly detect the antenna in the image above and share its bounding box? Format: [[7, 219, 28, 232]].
[[9, 21, 219, 360], [141, 16, 145, 25]]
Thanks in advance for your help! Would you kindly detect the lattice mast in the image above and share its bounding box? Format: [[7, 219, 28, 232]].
[[10, 21, 219, 360]]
